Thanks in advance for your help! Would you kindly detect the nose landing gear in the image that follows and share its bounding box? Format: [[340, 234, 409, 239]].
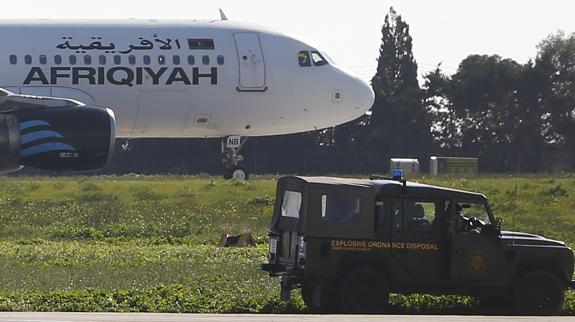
[[222, 136, 249, 180]]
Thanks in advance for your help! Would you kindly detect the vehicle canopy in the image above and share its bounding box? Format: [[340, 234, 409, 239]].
[[272, 176, 487, 239]]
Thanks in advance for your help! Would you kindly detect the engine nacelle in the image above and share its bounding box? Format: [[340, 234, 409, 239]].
[[0, 106, 116, 172]]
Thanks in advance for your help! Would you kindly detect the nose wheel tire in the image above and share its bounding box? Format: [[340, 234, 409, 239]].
[[224, 166, 249, 181], [221, 136, 249, 181]]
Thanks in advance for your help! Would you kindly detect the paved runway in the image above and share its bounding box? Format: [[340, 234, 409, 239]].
[[0, 313, 571, 322]]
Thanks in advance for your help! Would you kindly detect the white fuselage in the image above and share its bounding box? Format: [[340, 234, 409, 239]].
[[0, 19, 374, 138]]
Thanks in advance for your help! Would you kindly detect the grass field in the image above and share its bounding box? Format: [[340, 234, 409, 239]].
[[0, 174, 573, 314]]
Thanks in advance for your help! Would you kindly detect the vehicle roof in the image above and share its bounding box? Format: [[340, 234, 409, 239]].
[[289, 176, 487, 202]]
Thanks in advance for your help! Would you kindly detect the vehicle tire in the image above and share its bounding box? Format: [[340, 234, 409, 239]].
[[512, 270, 565, 315], [301, 284, 314, 308], [301, 284, 336, 312], [339, 268, 389, 314], [223, 166, 249, 180]]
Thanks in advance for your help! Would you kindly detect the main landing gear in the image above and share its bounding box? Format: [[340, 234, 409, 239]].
[[221, 136, 249, 180]]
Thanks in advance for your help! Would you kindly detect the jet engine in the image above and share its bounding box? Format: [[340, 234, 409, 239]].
[[0, 106, 116, 172]]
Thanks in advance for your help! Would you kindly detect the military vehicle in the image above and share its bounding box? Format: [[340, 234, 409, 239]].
[[260, 174, 575, 315]]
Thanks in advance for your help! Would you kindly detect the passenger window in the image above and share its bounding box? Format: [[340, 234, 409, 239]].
[[84, 55, 92, 65], [39, 55, 47, 65], [99, 55, 107, 65], [202, 55, 210, 65], [322, 194, 360, 223], [394, 200, 436, 233], [9, 55, 17, 65], [69, 55, 76, 65], [158, 55, 165, 65], [143, 55, 151, 65], [54, 55, 62, 65], [187, 55, 195, 65], [217, 55, 224, 65], [298, 51, 311, 67], [25, 55, 32, 65], [281, 191, 302, 218], [114, 55, 121, 65], [173, 55, 180, 65], [128, 55, 136, 65], [311, 51, 328, 66]]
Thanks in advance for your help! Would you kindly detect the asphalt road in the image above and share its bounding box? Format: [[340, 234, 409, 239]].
[[0, 313, 571, 322]]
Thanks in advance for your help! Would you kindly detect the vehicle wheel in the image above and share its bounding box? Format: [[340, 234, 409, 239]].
[[513, 270, 565, 315], [223, 166, 249, 180], [301, 284, 336, 312], [339, 268, 389, 313], [301, 284, 314, 308]]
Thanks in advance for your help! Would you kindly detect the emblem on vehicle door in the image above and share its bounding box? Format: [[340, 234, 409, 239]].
[[469, 251, 488, 272]]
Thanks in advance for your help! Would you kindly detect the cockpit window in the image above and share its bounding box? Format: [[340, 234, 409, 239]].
[[311, 51, 328, 66], [298, 51, 311, 67], [299, 50, 331, 67]]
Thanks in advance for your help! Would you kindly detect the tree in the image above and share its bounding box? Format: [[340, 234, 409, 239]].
[[423, 55, 547, 172], [535, 31, 575, 169], [369, 7, 432, 171], [422, 65, 460, 151]]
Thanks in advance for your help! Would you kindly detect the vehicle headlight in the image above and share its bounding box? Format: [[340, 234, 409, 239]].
[[269, 237, 278, 262]]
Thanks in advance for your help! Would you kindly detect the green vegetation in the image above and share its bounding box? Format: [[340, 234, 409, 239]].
[[0, 174, 573, 314]]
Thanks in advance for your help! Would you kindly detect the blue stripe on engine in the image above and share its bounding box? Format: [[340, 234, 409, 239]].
[[20, 130, 63, 145], [20, 142, 77, 158], [19, 120, 51, 131]]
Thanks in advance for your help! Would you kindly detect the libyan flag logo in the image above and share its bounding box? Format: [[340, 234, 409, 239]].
[[188, 38, 215, 50]]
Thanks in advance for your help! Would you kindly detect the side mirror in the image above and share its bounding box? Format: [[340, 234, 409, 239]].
[[480, 219, 501, 236]]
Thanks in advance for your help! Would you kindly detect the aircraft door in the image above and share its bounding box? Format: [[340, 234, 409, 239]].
[[233, 33, 267, 91]]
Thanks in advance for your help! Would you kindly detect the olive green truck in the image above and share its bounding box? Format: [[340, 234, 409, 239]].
[[260, 176, 575, 315]]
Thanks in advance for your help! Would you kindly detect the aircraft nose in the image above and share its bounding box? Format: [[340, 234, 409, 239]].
[[350, 77, 375, 115]]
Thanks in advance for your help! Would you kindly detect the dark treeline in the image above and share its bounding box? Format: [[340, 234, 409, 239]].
[[85, 8, 575, 175]]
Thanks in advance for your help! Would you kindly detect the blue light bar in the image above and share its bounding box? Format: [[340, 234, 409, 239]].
[[392, 169, 403, 180]]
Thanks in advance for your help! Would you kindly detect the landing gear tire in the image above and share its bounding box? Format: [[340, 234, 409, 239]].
[[224, 166, 249, 181], [221, 136, 249, 180]]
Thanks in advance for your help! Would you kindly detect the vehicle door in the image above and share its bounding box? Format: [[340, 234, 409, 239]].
[[448, 201, 501, 281], [270, 178, 306, 268], [390, 198, 445, 282]]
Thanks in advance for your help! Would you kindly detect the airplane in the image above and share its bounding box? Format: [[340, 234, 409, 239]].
[[0, 11, 375, 179]]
